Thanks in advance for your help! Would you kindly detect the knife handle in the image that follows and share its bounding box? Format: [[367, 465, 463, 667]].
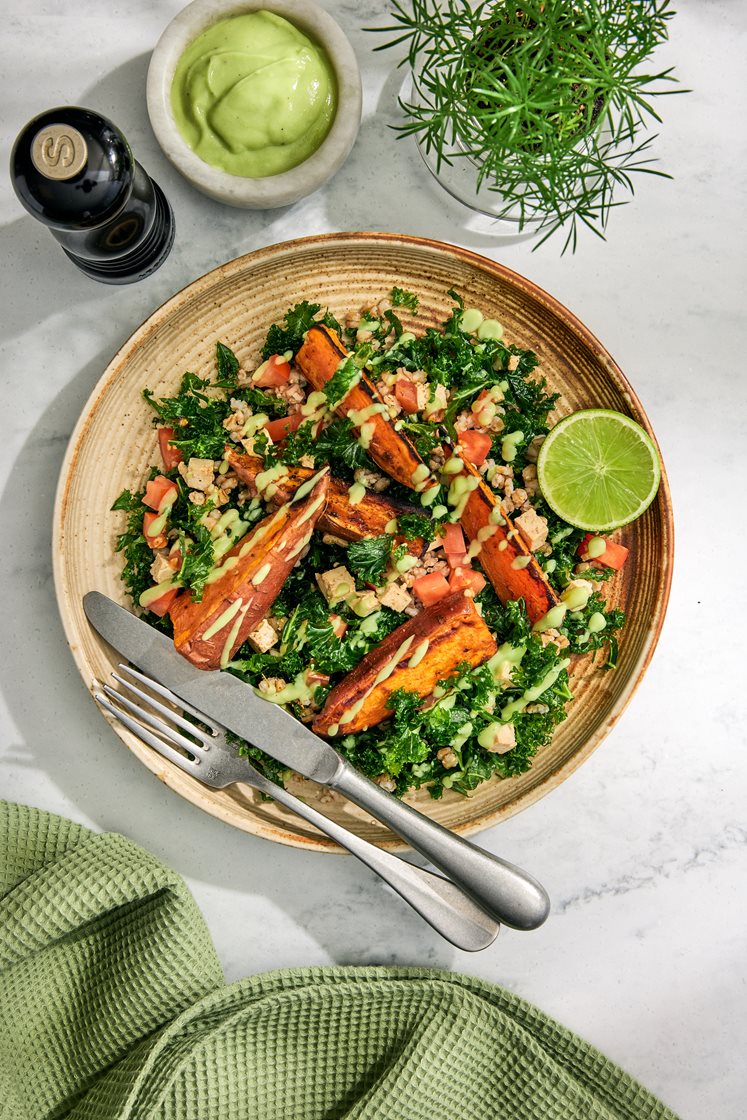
[[251, 774, 499, 951], [329, 762, 550, 931]]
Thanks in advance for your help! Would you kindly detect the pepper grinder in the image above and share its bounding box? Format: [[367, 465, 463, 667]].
[[10, 106, 175, 284]]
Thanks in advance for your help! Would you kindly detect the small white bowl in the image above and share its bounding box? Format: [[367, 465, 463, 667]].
[[147, 0, 362, 208]]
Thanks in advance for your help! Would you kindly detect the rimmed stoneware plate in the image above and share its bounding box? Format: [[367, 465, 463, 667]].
[[53, 232, 673, 852]]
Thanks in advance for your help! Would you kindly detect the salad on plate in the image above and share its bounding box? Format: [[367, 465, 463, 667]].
[[113, 288, 657, 799]]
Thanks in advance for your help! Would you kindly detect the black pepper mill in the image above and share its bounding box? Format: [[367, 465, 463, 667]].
[[10, 106, 175, 284]]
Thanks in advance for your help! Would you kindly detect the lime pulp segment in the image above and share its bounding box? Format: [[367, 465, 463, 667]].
[[536, 409, 661, 532]]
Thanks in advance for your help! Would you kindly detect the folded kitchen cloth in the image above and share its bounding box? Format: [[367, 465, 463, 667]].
[[0, 802, 680, 1120]]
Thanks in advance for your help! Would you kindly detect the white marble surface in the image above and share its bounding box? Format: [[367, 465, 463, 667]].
[[1, 3, 746, 1117]]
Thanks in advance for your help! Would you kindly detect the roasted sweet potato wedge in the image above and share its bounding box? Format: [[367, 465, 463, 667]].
[[169, 472, 329, 670], [295, 324, 429, 491], [313, 591, 497, 736], [457, 458, 559, 625], [225, 448, 425, 556]]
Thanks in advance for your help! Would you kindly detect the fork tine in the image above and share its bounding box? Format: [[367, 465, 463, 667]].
[[101, 683, 210, 759], [116, 664, 222, 733], [94, 692, 203, 777], [111, 668, 215, 745]]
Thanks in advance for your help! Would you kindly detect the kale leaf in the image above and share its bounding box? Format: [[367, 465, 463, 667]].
[[347, 534, 394, 585], [143, 372, 232, 460], [390, 287, 419, 312], [261, 300, 321, 359], [215, 342, 239, 389]]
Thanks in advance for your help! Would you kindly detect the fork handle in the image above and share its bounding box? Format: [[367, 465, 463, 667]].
[[329, 762, 550, 931], [254, 777, 499, 951]]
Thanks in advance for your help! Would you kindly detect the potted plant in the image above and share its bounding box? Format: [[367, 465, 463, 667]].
[[372, 0, 682, 250]]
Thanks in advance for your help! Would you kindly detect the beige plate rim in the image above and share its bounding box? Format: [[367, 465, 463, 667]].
[[52, 232, 674, 852]]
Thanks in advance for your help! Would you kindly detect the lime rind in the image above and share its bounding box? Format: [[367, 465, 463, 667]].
[[536, 408, 661, 532]]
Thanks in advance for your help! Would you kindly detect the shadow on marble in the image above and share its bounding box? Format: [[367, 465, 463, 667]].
[[0, 349, 455, 970]]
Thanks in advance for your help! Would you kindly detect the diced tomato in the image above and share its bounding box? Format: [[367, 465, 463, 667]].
[[158, 426, 183, 470], [264, 411, 304, 442], [578, 533, 630, 570], [449, 566, 486, 596], [459, 429, 492, 467], [442, 522, 465, 555], [254, 354, 292, 388], [147, 586, 180, 617], [330, 614, 348, 639], [142, 512, 168, 550], [143, 475, 178, 513], [446, 551, 468, 571], [440, 523, 467, 568], [394, 376, 420, 413], [412, 572, 451, 606]]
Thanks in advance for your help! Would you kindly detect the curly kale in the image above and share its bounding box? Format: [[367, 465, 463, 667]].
[[143, 372, 233, 461], [261, 301, 341, 359], [347, 535, 394, 585]]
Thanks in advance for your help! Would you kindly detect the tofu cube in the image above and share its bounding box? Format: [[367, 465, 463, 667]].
[[515, 508, 549, 552], [377, 581, 413, 612], [316, 566, 355, 606], [246, 618, 279, 654], [480, 722, 516, 754], [149, 552, 174, 584], [184, 457, 215, 492]]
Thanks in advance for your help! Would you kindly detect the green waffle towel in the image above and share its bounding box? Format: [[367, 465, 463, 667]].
[[0, 802, 679, 1120]]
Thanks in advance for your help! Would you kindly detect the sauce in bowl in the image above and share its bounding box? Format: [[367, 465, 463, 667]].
[[171, 10, 337, 178]]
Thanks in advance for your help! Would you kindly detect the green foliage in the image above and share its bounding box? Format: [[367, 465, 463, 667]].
[[261, 419, 317, 467], [112, 486, 156, 611], [372, 0, 682, 250], [347, 534, 394, 585], [243, 386, 288, 419], [390, 286, 419, 311], [143, 372, 232, 460], [563, 592, 625, 667], [323, 355, 361, 408], [396, 511, 435, 543], [261, 300, 321, 358], [214, 341, 239, 389], [261, 301, 342, 358], [314, 418, 375, 476]]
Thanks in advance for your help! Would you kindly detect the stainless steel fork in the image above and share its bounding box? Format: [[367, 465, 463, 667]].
[[94, 665, 500, 952]]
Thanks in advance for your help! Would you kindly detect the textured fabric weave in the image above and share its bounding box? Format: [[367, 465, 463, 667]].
[[0, 803, 680, 1120]]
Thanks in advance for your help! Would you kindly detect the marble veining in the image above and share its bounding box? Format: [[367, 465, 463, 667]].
[[1, 3, 746, 1119]]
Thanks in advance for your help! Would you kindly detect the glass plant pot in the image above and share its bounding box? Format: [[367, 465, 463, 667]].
[[402, 66, 544, 234], [404, 64, 604, 239]]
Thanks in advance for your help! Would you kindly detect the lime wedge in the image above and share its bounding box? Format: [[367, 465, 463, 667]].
[[536, 409, 661, 531]]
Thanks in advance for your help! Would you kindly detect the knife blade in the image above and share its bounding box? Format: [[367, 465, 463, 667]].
[[83, 590, 550, 930], [83, 591, 346, 785]]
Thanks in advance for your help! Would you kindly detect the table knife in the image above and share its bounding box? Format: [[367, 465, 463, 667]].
[[83, 591, 550, 931]]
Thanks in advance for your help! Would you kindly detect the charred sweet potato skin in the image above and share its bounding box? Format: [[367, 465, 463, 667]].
[[458, 460, 559, 625], [169, 474, 329, 669], [225, 449, 424, 556], [295, 324, 427, 491], [313, 591, 497, 736]]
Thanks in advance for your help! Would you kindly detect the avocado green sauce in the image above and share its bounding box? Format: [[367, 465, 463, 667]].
[[171, 11, 337, 178]]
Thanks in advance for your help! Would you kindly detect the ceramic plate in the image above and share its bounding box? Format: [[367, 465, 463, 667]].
[[53, 233, 673, 851]]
